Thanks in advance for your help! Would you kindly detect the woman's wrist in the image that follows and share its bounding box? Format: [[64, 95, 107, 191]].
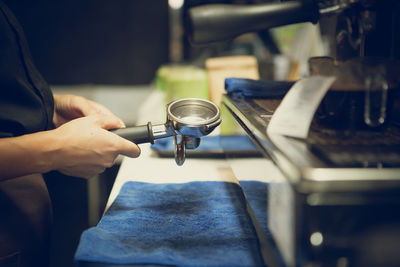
[[30, 130, 62, 173]]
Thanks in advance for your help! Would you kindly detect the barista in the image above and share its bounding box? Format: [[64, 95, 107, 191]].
[[0, 1, 140, 266]]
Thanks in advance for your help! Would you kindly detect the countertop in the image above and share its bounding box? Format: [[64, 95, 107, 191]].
[[105, 89, 287, 212]]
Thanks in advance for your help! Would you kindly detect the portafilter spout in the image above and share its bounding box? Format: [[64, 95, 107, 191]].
[[112, 98, 221, 165]]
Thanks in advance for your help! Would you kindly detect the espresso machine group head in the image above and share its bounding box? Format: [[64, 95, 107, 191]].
[[186, 0, 400, 61]]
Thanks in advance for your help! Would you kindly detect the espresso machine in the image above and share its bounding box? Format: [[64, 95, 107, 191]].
[[187, 1, 400, 266]]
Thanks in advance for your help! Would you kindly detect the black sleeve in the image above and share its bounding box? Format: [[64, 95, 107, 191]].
[[0, 1, 54, 138]]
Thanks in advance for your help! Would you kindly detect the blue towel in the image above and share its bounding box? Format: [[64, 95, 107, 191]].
[[74, 181, 268, 267], [151, 135, 260, 157], [225, 78, 293, 98]]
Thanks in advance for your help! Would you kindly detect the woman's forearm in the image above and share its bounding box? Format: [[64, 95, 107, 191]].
[[0, 115, 140, 181], [0, 131, 58, 181]]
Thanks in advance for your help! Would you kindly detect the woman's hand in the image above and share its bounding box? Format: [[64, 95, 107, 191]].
[[50, 94, 139, 178], [51, 115, 140, 178], [53, 94, 125, 128], [51, 94, 140, 178]]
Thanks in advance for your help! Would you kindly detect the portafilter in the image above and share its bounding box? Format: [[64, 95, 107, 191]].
[[112, 98, 221, 165]]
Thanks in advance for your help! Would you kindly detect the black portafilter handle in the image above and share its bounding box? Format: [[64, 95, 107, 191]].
[[111, 122, 154, 144], [187, 0, 319, 45]]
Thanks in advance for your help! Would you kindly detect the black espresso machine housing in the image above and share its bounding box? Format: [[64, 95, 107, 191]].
[[188, 0, 400, 266]]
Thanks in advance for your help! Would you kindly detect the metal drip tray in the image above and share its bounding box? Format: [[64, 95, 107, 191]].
[[308, 118, 400, 168]]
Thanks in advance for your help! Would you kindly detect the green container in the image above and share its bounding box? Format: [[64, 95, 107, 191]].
[[156, 65, 209, 103]]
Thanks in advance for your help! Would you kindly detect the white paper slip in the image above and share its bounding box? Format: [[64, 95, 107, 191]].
[[267, 75, 336, 139]]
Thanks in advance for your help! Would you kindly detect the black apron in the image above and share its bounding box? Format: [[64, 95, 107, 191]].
[[0, 2, 54, 266], [0, 1, 54, 138]]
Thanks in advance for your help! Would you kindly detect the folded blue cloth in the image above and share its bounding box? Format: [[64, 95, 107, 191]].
[[225, 78, 293, 98], [74, 181, 268, 267], [151, 135, 260, 157]]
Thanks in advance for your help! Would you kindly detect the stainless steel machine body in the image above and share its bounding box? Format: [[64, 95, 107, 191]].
[[222, 95, 400, 267]]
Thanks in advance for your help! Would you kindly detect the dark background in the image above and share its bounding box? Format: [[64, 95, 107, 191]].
[[4, 0, 170, 85]]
